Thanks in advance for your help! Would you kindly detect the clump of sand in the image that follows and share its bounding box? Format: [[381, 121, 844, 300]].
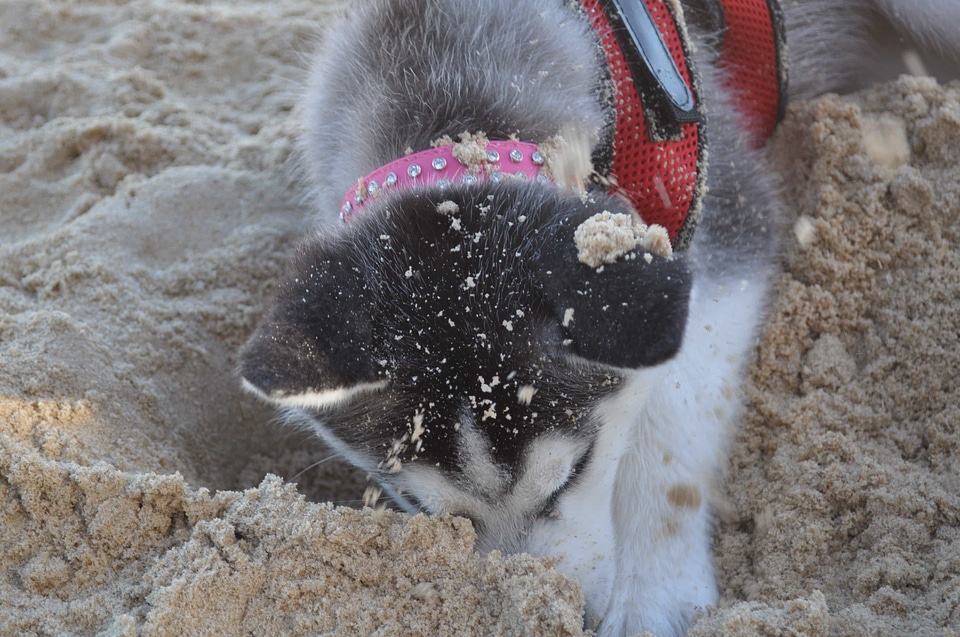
[[436, 200, 461, 216], [574, 211, 671, 267], [537, 129, 595, 190], [433, 131, 493, 173], [1, 0, 958, 634], [1, 446, 583, 636]]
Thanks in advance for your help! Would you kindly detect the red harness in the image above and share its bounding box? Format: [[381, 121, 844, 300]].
[[581, 0, 786, 247], [341, 0, 786, 249]]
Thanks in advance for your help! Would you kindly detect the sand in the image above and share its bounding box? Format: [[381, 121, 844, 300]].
[[692, 77, 960, 637], [0, 0, 958, 635]]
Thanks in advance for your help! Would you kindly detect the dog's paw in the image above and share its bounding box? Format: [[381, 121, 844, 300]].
[[597, 581, 714, 637], [594, 519, 718, 637]]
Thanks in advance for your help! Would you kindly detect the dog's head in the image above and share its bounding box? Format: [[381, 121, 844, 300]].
[[240, 181, 690, 615]]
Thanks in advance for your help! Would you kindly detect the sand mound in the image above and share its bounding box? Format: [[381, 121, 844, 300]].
[[1, 0, 958, 634], [693, 76, 960, 636]]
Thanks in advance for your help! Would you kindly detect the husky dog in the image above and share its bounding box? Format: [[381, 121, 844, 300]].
[[240, 1, 958, 634]]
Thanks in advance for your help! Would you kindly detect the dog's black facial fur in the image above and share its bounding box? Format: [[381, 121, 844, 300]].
[[534, 208, 691, 369], [241, 181, 690, 476], [240, 251, 379, 397]]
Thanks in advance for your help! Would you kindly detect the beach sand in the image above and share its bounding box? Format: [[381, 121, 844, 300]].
[[1, 1, 957, 634]]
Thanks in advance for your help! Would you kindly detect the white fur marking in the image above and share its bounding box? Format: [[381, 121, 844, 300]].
[[242, 379, 388, 410]]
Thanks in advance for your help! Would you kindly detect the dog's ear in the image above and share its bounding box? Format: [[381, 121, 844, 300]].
[[239, 238, 381, 409], [536, 216, 691, 369]]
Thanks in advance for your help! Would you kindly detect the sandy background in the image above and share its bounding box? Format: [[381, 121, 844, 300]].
[[1, 0, 958, 635]]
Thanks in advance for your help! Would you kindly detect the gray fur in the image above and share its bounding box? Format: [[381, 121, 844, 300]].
[[784, 0, 960, 99], [300, 0, 607, 224]]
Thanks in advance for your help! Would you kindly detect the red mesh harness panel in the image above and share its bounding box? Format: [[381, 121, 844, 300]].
[[717, 0, 786, 144], [580, 0, 785, 247]]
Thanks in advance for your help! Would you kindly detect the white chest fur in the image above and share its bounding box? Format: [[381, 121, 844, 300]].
[[526, 275, 766, 635]]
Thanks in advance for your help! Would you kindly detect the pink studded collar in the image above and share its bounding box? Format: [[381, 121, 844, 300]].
[[340, 140, 551, 222]]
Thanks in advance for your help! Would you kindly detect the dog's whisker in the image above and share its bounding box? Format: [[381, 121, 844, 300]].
[[288, 454, 341, 482]]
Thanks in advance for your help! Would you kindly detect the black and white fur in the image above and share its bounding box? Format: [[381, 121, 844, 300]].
[[240, 2, 959, 635]]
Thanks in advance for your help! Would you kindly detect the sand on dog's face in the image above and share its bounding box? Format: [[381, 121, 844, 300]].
[[1, 0, 959, 634]]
